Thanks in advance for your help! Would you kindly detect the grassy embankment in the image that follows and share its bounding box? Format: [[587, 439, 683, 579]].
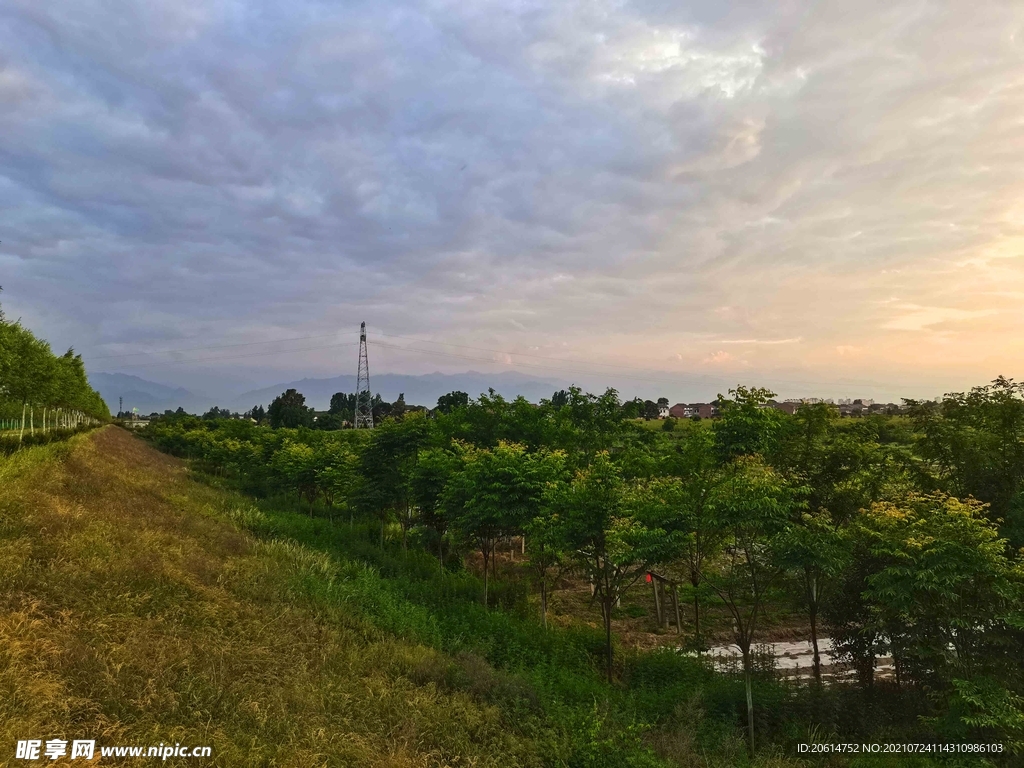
[[1, 428, 569, 766], [1, 427, 940, 767]]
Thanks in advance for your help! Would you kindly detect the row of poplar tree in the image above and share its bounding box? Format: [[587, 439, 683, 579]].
[[0, 296, 109, 441], [144, 381, 1024, 753]]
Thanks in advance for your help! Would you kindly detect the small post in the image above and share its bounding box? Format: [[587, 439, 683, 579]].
[[662, 582, 670, 629], [673, 585, 682, 634], [650, 573, 662, 626]]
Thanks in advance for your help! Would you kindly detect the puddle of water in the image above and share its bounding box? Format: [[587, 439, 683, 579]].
[[682, 638, 894, 682]]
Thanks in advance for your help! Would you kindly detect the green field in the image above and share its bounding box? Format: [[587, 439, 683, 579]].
[[1, 426, 1009, 767]]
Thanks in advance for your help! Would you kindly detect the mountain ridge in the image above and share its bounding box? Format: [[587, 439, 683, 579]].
[[91, 370, 572, 413]]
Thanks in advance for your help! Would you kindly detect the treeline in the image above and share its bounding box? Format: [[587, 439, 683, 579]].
[[0, 294, 109, 443], [253, 388, 426, 429], [145, 381, 1024, 755]]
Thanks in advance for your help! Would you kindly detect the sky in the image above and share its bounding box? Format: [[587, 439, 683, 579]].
[[1, 0, 1023, 403]]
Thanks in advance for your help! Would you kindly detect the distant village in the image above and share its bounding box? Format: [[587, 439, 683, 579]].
[[119, 391, 907, 429], [662, 397, 904, 420]]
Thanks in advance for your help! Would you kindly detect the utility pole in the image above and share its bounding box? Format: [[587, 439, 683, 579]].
[[119, 396, 123, 418], [354, 322, 374, 429]]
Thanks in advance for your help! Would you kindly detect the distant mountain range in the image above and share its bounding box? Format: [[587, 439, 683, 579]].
[[90, 373, 215, 415], [91, 370, 572, 414]]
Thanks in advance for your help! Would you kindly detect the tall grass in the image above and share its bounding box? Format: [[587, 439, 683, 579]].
[[0, 429, 964, 767], [187, 460, 954, 767], [0, 429, 558, 766]]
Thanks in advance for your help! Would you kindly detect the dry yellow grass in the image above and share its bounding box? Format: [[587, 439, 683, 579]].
[[0, 427, 544, 767]]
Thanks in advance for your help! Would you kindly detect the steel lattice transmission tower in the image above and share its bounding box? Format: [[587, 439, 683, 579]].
[[354, 321, 374, 429]]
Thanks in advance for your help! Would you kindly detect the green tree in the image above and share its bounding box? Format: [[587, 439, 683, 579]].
[[391, 393, 407, 420], [908, 377, 1024, 544], [356, 413, 430, 547], [315, 443, 359, 521], [701, 456, 792, 754], [443, 442, 554, 608], [713, 385, 785, 461], [329, 392, 356, 416], [410, 446, 462, 569], [267, 389, 313, 429], [435, 390, 469, 415], [272, 440, 319, 515], [621, 397, 645, 420], [521, 450, 567, 628], [776, 511, 847, 683], [857, 494, 1022, 689], [653, 428, 726, 652], [546, 386, 627, 454], [546, 453, 681, 681], [773, 401, 861, 682]]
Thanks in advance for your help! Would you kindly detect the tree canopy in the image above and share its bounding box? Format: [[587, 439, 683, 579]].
[[0, 293, 109, 436]]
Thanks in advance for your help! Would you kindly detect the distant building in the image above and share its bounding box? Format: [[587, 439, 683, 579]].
[[668, 403, 717, 419], [694, 403, 718, 419]]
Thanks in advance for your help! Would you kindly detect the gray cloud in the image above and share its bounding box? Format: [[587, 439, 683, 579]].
[[1, 0, 1022, 401]]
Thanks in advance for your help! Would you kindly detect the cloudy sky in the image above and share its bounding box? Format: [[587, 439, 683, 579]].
[[2, 0, 1022, 401]]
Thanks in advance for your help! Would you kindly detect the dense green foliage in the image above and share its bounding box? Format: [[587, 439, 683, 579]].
[[146, 381, 1024, 763], [0, 293, 109, 441]]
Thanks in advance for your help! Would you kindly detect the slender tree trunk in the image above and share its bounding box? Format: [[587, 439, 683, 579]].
[[482, 543, 490, 608], [806, 569, 822, 684], [743, 647, 755, 755], [540, 577, 548, 630], [30, 407, 34, 436], [19, 402, 26, 444], [380, 516, 385, 548], [438, 536, 444, 574], [673, 586, 682, 634], [652, 575, 662, 625], [603, 594, 614, 683], [691, 578, 701, 653]]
